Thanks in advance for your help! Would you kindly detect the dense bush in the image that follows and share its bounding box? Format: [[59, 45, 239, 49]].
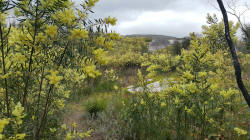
[[168, 37, 190, 55], [118, 17, 250, 140], [0, 0, 118, 139], [106, 37, 149, 68], [1, 1, 249, 140], [84, 94, 109, 118]]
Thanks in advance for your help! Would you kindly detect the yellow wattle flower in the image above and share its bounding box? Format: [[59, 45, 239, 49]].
[[0, 118, 10, 133], [93, 48, 108, 65], [234, 127, 247, 135], [95, 36, 105, 46], [12, 102, 24, 117], [104, 16, 117, 26], [45, 25, 57, 38], [52, 9, 76, 26], [82, 61, 101, 78], [46, 70, 63, 86], [161, 102, 166, 107], [69, 29, 88, 40], [87, 0, 99, 7], [72, 122, 77, 128], [140, 99, 145, 105], [16, 133, 26, 139], [61, 124, 67, 130]]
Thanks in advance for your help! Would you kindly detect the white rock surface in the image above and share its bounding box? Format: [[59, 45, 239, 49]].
[[127, 79, 168, 93]]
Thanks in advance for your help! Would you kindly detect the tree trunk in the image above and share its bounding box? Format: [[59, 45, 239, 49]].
[[217, 0, 250, 107]]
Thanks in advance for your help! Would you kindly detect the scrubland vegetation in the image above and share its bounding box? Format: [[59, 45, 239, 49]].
[[0, 0, 249, 140]]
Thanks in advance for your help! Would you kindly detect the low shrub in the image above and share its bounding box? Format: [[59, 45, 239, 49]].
[[95, 80, 119, 92], [84, 94, 109, 118]]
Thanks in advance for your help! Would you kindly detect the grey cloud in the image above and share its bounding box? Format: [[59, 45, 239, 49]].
[[74, 0, 249, 37], [83, 0, 211, 20], [115, 20, 204, 37], [92, 0, 208, 12]]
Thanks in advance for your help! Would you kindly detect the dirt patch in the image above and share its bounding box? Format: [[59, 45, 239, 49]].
[[63, 103, 107, 140]]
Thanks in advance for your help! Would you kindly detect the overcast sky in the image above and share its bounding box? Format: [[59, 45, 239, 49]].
[[76, 0, 250, 37]]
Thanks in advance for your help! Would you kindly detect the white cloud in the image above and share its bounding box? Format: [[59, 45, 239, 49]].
[[75, 0, 250, 37], [115, 10, 209, 37]]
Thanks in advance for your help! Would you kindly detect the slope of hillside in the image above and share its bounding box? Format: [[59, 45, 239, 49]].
[[126, 34, 184, 51]]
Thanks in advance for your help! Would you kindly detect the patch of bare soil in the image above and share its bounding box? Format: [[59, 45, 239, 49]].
[[63, 103, 105, 140]]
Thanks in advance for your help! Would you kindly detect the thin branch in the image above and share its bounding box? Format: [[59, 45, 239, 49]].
[[0, 20, 10, 116]]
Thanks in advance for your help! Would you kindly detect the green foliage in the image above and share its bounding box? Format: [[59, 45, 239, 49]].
[[119, 73, 171, 140], [202, 14, 240, 53], [1, 1, 249, 139], [241, 25, 250, 53], [169, 37, 190, 55], [0, 0, 118, 139], [118, 16, 249, 140], [95, 80, 119, 92], [0, 103, 26, 139], [84, 94, 109, 118], [141, 51, 181, 80], [106, 37, 149, 68]]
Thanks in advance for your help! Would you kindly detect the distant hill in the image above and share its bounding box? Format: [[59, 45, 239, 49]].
[[126, 34, 184, 51]]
